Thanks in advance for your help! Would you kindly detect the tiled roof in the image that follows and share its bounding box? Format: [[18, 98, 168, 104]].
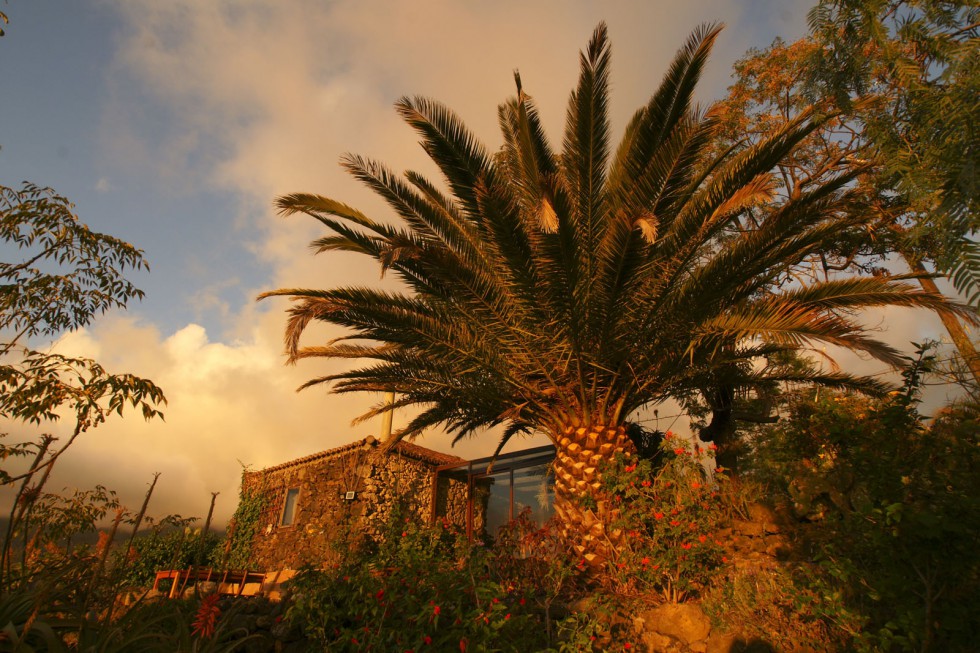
[[250, 436, 466, 475]]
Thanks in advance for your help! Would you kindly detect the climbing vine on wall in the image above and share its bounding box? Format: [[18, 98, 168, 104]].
[[223, 484, 269, 570]]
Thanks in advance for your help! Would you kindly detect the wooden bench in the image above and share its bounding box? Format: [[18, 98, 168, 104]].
[[152, 568, 266, 598]]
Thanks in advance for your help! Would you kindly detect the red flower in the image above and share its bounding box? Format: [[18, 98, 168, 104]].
[[433, 605, 441, 615], [402, 531, 408, 537], [669, 520, 680, 527], [624, 464, 637, 473], [681, 542, 692, 550], [625, 643, 632, 650], [664, 430, 673, 439], [460, 639, 467, 652], [191, 593, 221, 640], [505, 613, 511, 620], [654, 512, 664, 520], [698, 534, 707, 543], [376, 589, 385, 600], [641, 557, 650, 565], [519, 597, 526, 605], [640, 480, 651, 487], [424, 635, 433, 645], [691, 482, 701, 489], [708, 442, 718, 451], [673, 447, 686, 455]]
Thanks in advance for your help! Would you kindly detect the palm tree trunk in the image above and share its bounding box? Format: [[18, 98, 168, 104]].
[[551, 422, 636, 566]]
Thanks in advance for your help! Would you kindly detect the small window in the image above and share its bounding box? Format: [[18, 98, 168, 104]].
[[280, 488, 300, 527]]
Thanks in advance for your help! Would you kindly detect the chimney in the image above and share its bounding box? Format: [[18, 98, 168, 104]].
[[380, 391, 395, 440]]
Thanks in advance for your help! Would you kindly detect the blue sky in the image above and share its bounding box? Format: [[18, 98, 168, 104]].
[[0, 0, 956, 524]]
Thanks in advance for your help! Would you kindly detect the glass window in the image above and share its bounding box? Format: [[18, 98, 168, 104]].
[[481, 471, 512, 543], [435, 446, 556, 541], [512, 463, 553, 524], [280, 487, 300, 526]]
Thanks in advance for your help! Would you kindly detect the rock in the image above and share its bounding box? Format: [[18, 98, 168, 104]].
[[197, 581, 218, 595], [638, 603, 711, 645], [746, 503, 780, 531], [705, 630, 739, 653], [641, 630, 679, 652], [733, 519, 765, 538]]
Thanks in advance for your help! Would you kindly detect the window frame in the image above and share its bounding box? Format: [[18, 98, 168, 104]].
[[279, 486, 301, 528]]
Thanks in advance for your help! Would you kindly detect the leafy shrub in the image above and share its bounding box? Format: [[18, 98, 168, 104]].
[[122, 523, 221, 588], [600, 434, 730, 602], [286, 509, 552, 652], [744, 387, 980, 652]]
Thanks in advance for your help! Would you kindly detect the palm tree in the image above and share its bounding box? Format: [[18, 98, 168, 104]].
[[261, 24, 976, 562]]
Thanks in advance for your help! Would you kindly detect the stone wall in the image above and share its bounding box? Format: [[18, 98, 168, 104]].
[[241, 437, 466, 571]]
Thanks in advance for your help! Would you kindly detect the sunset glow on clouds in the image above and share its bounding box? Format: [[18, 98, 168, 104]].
[[3, 0, 961, 524]]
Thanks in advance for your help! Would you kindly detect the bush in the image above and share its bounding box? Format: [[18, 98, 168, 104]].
[[744, 390, 980, 652], [122, 524, 222, 588], [285, 509, 553, 652], [600, 434, 730, 602]]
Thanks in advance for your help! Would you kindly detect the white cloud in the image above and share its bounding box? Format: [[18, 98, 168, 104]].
[[23, 0, 955, 528]]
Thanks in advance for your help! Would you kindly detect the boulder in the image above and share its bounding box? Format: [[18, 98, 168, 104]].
[[638, 603, 711, 645]]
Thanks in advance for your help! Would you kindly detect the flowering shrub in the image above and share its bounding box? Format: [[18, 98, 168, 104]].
[[285, 509, 551, 652], [600, 434, 729, 602]]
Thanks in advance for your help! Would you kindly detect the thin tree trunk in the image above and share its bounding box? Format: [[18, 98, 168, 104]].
[[1, 435, 54, 590], [552, 422, 636, 566], [125, 472, 161, 558], [908, 259, 980, 386]]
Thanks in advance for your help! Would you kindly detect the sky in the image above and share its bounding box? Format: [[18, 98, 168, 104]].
[[0, 0, 963, 526]]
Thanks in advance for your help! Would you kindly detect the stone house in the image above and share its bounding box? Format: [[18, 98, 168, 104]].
[[239, 435, 556, 572]]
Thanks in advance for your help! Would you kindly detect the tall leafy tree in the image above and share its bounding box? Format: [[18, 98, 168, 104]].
[[808, 1, 980, 302], [263, 24, 974, 560], [719, 30, 980, 387], [0, 184, 166, 588]]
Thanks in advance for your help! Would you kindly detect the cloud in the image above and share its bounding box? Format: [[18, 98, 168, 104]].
[[95, 177, 111, 192], [31, 0, 949, 528]]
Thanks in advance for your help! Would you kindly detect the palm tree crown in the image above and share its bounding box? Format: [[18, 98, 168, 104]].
[[263, 23, 972, 494]]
